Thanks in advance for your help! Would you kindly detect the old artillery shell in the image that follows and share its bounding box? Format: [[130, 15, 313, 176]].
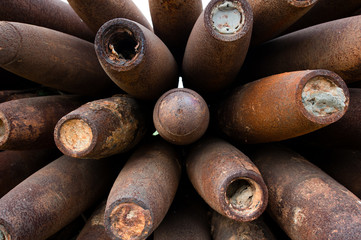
[[211, 211, 276, 240], [217, 70, 349, 143], [0, 155, 118, 240], [245, 16, 361, 83], [54, 95, 147, 159], [0, 21, 117, 96], [153, 88, 209, 145], [248, 0, 318, 45], [182, 0, 253, 95], [186, 137, 268, 222], [95, 18, 178, 100], [77, 201, 110, 240], [251, 145, 361, 240], [0, 0, 93, 41], [68, 0, 152, 34], [0, 149, 59, 198], [149, 0, 203, 64], [0, 95, 85, 150], [104, 139, 181, 240]]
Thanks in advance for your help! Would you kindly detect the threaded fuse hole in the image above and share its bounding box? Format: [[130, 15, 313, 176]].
[[108, 29, 139, 61], [226, 179, 254, 210]]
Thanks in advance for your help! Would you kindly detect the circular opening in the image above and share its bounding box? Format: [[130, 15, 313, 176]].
[[211, 1, 244, 34], [59, 119, 93, 153], [301, 76, 346, 117], [226, 179, 254, 210], [106, 29, 139, 62]]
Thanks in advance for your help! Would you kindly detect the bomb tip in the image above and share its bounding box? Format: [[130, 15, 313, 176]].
[[0, 22, 21, 66]]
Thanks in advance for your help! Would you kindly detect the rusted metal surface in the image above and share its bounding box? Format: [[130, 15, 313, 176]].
[[68, 0, 152, 34], [0, 155, 118, 240], [0, 0, 94, 41], [54, 94, 147, 159], [77, 201, 111, 240], [0, 149, 59, 198], [149, 0, 203, 64], [248, 0, 318, 45], [286, 0, 361, 33], [95, 18, 178, 100], [153, 88, 209, 145], [0, 95, 85, 150], [104, 139, 181, 240], [251, 145, 361, 240], [186, 137, 268, 222], [182, 0, 253, 95], [217, 70, 349, 143], [244, 16, 361, 83], [211, 211, 276, 240], [0, 21, 117, 96]]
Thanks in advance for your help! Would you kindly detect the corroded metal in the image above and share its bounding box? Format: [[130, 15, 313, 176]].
[[68, 0, 152, 33], [211, 211, 276, 240], [248, 0, 318, 45], [186, 137, 268, 222], [217, 70, 349, 143], [182, 0, 253, 95], [0, 155, 118, 240], [95, 18, 178, 100], [153, 88, 209, 145], [104, 139, 181, 240], [0, 149, 59, 198], [149, 0, 203, 64], [0, 95, 85, 150], [0, 21, 117, 96], [251, 145, 361, 240], [244, 16, 361, 83], [54, 94, 147, 159], [0, 0, 93, 41]]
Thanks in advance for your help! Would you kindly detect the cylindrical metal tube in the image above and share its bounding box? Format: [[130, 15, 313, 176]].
[[0, 21, 117, 96], [186, 137, 268, 222], [0, 95, 85, 150], [0, 0, 94, 41], [0, 155, 118, 240], [251, 145, 361, 240], [244, 16, 361, 83], [211, 211, 276, 240], [77, 201, 110, 240], [217, 70, 349, 143], [54, 95, 147, 159], [149, 0, 203, 64], [153, 88, 209, 145], [95, 18, 178, 100], [182, 0, 253, 95], [0, 149, 59, 198], [248, 0, 318, 45], [68, 0, 152, 34], [104, 139, 181, 240]]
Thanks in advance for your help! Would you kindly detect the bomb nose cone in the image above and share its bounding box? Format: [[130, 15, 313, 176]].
[[0, 22, 21, 66]]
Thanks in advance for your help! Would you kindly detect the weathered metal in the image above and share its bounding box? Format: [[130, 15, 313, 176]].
[[0, 21, 117, 96], [211, 211, 276, 240], [182, 0, 253, 95], [186, 137, 268, 222], [54, 94, 147, 159], [251, 145, 361, 240], [0, 155, 118, 240], [153, 88, 209, 145], [95, 18, 178, 100], [77, 201, 110, 240], [248, 0, 318, 45], [0, 0, 94, 41], [68, 0, 152, 34], [216, 70, 349, 143], [0, 95, 85, 150], [0, 149, 59, 198], [244, 16, 361, 83], [104, 139, 181, 240], [149, 0, 203, 64]]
